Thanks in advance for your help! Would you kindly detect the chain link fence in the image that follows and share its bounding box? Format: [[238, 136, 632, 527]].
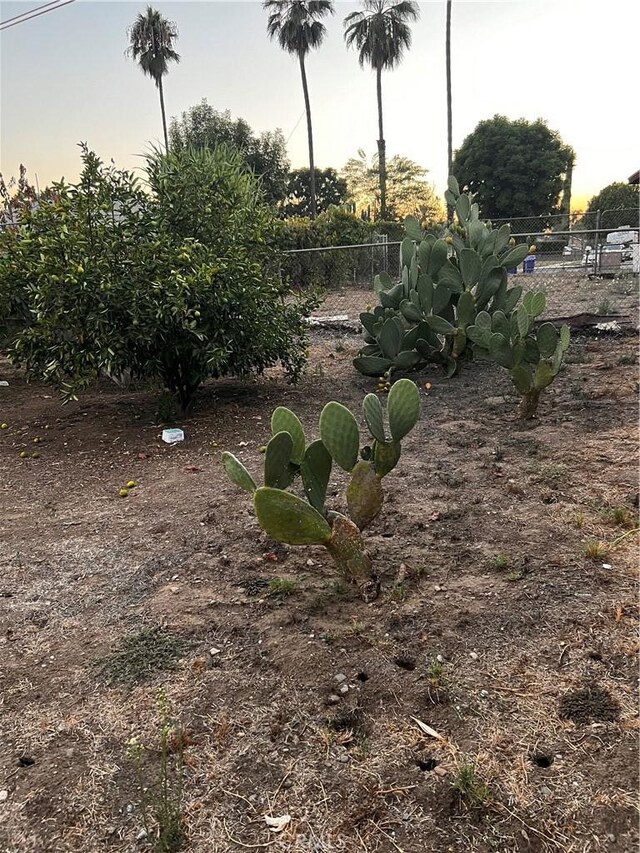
[[286, 208, 639, 328]]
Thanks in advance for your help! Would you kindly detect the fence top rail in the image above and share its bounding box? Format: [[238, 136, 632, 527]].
[[282, 226, 638, 255], [283, 241, 402, 254]]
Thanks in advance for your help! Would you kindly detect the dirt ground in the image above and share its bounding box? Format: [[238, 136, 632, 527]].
[[0, 330, 638, 853]]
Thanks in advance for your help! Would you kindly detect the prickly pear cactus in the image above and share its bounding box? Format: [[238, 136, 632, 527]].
[[221, 382, 421, 599], [354, 174, 529, 380], [466, 291, 570, 418]]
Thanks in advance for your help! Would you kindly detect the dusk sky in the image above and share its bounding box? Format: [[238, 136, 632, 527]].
[[1, 0, 638, 210]]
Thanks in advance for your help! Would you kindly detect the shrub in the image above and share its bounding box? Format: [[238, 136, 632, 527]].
[[1, 145, 314, 412]]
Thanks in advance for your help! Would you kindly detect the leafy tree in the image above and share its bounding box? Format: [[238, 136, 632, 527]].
[[585, 182, 639, 229], [169, 100, 290, 205], [451, 115, 575, 222], [126, 6, 180, 152], [343, 150, 442, 223], [2, 146, 313, 413], [283, 167, 347, 217], [264, 0, 334, 218], [344, 0, 420, 220]]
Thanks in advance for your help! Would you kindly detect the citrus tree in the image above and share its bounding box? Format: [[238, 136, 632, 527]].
[[2, 145, 314, 412]]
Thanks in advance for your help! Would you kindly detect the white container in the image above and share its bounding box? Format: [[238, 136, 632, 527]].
[[162, 428, 184, 444]]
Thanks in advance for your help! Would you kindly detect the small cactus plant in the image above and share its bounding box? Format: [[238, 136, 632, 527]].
[[222, 379, 421, 600], [467, 291, 570, 418]]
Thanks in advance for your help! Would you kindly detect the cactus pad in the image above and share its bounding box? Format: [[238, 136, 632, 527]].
[[300, 440, 332, 513], [319, 402, 360, 472], [221, 452, 256, 493], [387, 379, 420, 442], [254, 487, 332, 545], [346, 460, 383, 531], [264, 431, 294, 489], [363, 393, 386, 443], [271, 407, 305, 465]]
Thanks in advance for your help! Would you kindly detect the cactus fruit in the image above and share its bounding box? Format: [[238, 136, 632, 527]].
[[222, 384, 421, 599]]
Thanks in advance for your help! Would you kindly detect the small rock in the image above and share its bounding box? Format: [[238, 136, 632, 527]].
[[434, 766, 448, 778], [126, 804, 135, 814], [434, 585, 442, 592], [470, 651, 479, 661], [326, 694, 340, 705], [170, 586, 180, 595], [339, 684, 349, 694], [540, 786, 552, 798], [209, 647, 221, 657], [606, 834, 616, 843], [306, 559, 316, 567], [0, 790, 8, 802], [602, 563, 612, 570], [135, 828, 148, 841], [337, 754, 350, 764], [480, 689, 488, 698], [334, 673, 347, 683]]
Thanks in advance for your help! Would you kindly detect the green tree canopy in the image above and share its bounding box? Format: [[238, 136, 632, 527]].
[[1, 145, 312, 413], [169, 100, 290, 205], [342, 150, 442, 223], [282, 168, 347, 217], [585, 182, 639, 229], [451, 115, 574, 222]]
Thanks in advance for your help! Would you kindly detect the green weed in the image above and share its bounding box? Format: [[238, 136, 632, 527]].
[[96, 628, 188, 687], [453, 759, 491, 806], [127, 690, 185, 852], [268, 577, 298, 598]]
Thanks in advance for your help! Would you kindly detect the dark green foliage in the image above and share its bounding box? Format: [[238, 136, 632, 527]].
[[452, 116, 574, 222], [585, 182, 640, 229], [1, 145, 313, 412], [277, 207, 370, 290], [283, 168, 347, 217], [169, 99, 290, 205]]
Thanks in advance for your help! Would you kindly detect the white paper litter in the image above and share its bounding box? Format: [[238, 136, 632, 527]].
[[264, 814, 291, 832]]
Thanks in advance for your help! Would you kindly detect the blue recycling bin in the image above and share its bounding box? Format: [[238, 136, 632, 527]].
[[522, 255, 536, 274]]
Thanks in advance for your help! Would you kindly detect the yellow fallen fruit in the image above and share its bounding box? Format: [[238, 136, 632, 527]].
[[119, 488, 129, 497], [31, 451, 40, 459], [33, 437, 40, 444], [126, 480, 136, 488], [19, 451, 27, 458], [1, 423, 7, 429]]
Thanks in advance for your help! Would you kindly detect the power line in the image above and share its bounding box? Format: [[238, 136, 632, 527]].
[[0, 0, 64, 27], [285, 110, 305, 145], [0, 0, 76, 32]]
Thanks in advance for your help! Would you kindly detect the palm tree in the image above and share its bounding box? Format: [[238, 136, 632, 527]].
[[344, 0, 419, 220], [126, 6, 180, 152], [445, 0, 453, 221], [264, 1, 334, 219]]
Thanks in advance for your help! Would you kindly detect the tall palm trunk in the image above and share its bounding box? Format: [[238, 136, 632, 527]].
[[158, 75, 169, 152], [445, 0, 453, 222], [376, 63, 386, 220], [299, 53, 317, 218]]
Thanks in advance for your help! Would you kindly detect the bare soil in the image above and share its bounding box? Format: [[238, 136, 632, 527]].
[[0, 331, 638, 853]]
